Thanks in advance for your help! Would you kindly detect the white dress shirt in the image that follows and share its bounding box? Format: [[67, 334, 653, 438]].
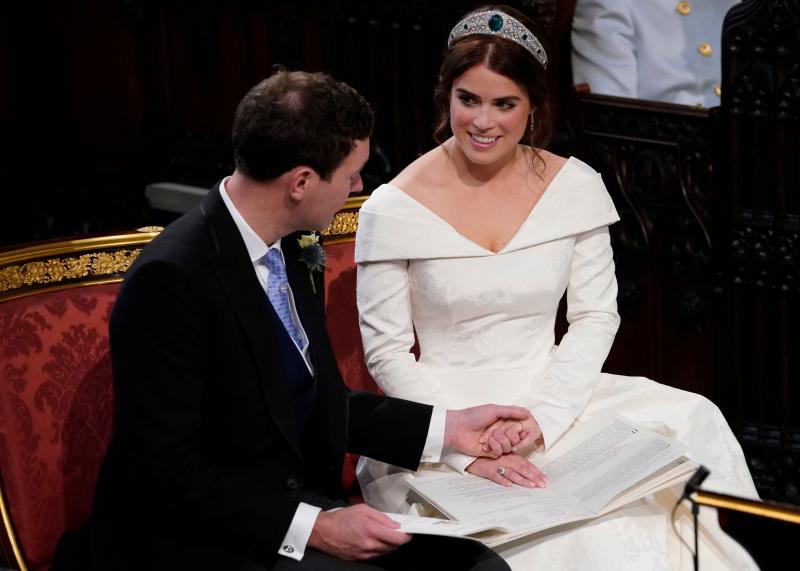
[[218, 179, 446, 561]]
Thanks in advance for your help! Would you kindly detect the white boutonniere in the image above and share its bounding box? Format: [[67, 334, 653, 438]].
[[297, 232, 326, 294]]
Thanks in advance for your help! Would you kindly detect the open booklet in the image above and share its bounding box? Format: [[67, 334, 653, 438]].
[[391, 413, 697, 547]]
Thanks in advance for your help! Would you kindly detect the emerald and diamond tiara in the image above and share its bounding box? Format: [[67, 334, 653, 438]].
[[448, 10, 548, 69]]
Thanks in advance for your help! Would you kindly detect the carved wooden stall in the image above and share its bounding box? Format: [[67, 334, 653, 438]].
[[572, 94, 717, 397], [571, 0, 800, 504], [713, 0, 800, 504]]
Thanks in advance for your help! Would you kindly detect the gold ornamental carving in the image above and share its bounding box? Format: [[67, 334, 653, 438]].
[[137, 225, 164, 233], [322, 210, 360, 237], [0, 249, 142, 294]]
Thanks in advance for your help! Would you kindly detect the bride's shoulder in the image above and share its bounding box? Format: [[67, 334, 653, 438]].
[[388, 146, 449, 195], [536, 149, 568, 176], [531, 149, 600, 185]]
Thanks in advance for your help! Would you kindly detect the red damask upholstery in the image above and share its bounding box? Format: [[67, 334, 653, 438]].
[[0, 284, 118, 570], [323, 240, 380, 498], [0, 211, 370, 569], [323, 240, 379, 396]]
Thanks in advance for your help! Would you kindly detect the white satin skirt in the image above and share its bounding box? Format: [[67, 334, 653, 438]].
[[358, 373, 760, 570]]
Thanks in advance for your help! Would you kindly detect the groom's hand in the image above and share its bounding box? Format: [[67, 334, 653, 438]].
[[444, 405, 535, 457], [308, 504, 411, 561]]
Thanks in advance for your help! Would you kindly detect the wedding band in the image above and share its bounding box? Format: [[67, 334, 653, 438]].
[[497, 465, 506, 476]]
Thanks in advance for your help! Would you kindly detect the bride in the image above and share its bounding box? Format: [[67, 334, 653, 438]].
[[354, 5, 759, 570]]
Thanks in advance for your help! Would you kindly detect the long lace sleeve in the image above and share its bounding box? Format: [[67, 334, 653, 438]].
[[525, 225, 620, 449]]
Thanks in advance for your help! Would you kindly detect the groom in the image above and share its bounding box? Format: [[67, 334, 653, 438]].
[[80, 70, 533, 570]]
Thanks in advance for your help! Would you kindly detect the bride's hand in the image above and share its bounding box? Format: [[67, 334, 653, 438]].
[[479, 417, 543, 455], [466, 454, 548, 488]]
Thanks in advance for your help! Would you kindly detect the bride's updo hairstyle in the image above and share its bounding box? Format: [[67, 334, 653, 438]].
[[434, 5, 552, 171]]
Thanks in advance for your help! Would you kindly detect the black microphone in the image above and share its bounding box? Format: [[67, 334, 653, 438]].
[[684, 465, 710, 496], [682, 465, 710, 571]]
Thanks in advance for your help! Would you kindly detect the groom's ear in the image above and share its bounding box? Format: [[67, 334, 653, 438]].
[[286, 166, 320, 202]]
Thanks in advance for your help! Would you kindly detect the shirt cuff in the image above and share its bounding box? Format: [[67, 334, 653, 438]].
[[441, 451, 477, 474], [278, 502, 321, 561], [420, 406, 446, 462]]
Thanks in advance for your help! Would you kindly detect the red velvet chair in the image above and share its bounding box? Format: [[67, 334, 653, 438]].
[[323, 196, 379, 397], [322, 196, 381, 498], [0, 229, 161, 570], [0, 199, 373, 570]]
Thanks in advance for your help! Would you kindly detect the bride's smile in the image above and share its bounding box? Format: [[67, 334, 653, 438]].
[[450, 63, 531, 166]]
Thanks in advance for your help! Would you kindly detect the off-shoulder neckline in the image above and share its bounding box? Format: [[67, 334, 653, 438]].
[[379, 156, 577, 255]]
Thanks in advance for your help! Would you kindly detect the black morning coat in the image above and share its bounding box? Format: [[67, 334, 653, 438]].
[[86, 187, 433, 570]]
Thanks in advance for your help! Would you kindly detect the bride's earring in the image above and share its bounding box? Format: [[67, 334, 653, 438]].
[[529, 113, 536, 143]]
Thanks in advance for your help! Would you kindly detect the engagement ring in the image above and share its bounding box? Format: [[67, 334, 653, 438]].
[[497, 465, 506, 476]]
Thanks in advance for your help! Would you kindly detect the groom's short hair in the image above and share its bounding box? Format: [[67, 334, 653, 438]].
[[232, 68, 373, 182]]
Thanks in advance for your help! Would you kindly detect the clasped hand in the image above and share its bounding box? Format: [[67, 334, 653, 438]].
[[444, 403, 541, 457], [308, 404, 544, 562], [469, 414, 548, 488]]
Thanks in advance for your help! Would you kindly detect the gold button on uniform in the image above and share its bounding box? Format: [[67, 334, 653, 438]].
[[714, 84, 722, 97], [698, 42, 712, 57], [677, 1, 692, 15]]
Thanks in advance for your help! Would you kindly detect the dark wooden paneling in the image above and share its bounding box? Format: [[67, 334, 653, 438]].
[[712, 0, 800, 504], [0, 5, 11, 204], [3, 0, 149, 242], [714, 0, 800, 436], [573, 95, 716, 396], [566, 0, 800, 506], [0, 0, 570, 245]]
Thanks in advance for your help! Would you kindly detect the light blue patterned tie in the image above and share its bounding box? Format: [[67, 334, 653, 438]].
[[264, 248, 306, 351]]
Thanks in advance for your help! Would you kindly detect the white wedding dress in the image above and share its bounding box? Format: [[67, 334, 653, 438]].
[[354, 157, 759, 570]]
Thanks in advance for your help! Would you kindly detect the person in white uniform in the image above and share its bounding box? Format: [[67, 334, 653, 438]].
[[355, 5, 760, 569], [571, 0, 738, 108]]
